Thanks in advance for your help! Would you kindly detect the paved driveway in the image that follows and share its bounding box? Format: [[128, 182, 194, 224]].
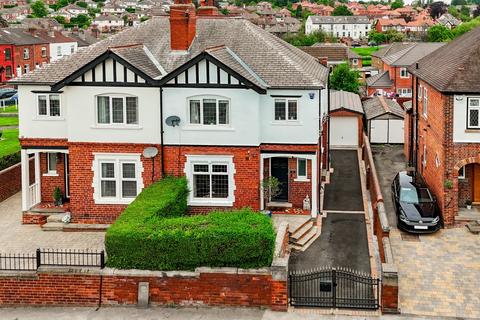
[[373, 145, 480, 318], [323, 150, 363, 212], [0, 193, 104, 253]]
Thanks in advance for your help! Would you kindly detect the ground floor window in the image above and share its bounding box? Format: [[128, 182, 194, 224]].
[[46, 153, 58, 174], [185, 155, 235, 206], [296, 158, 308, 181], [93, 153, 143, 204], [458, 166, 465, 179]]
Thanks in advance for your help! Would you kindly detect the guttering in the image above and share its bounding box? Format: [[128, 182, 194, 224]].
[[414, 72, 419, 171], [327, 68, 331, 171], [160, 87, 165, 177]]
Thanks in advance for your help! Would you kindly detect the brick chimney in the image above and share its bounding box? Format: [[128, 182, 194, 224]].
[[197, 0, 219, 16], [170, 0, 197, 51]]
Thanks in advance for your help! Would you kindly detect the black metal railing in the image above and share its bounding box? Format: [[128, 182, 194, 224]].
[[289, 267, 380, 310], [0, 253, 37, 271], [0, 249, 105, 271]]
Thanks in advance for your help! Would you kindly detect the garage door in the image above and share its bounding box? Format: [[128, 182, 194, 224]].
[[370, 119, 404, 144], [330, 117, 358, 149]]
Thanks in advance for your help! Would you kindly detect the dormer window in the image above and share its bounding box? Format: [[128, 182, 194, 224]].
[[188, 97, 230, 126]]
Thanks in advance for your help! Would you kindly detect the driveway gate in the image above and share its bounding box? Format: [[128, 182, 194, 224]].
[[288, 267, 380, 309]]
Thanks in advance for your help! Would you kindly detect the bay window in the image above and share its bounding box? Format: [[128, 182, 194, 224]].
[[188, 97, 229, 125], [37, 94, 61, 117], [96, 95, 138, 126]]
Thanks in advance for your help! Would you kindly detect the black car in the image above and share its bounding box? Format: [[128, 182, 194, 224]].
[[0, 89, 16, 99], [391, 171, 441, 233]]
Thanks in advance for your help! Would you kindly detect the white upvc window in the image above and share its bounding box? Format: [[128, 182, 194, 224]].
[[23, 48, 29, 59], [296, 158, 309, 181], [184, 155, 235, 206], [57, 46, 62, 57], [46, 153, 58, 175], [423, 88, 428, 118], [397, 88, 412, 97], [274, 98, 298, 121], [422, 144, 427, 168], [188, 96, 230, 126], [96, 95, 139, 126], [418, 84, 422, 100], [92, 153, 144, 204], [352, 58, 358, 66], [399, 67, 409, 78], [37, 94, 61, 118], [458, 166, 465, 179], [467, 97, 480, 129]]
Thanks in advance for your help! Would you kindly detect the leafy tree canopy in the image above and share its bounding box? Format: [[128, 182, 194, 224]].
[[429, 1, 447, 19], [427, 24, 453, 41], [368, 30, 386, 44], [384, 29, 405, 42], [332, 5, 353, 16], [391, 0, 404, 9], [30, 0, 48, 17], [329, 63, 361, 94]]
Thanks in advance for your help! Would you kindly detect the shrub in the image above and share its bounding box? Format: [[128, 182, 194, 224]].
[[0, 151, 20, 171]]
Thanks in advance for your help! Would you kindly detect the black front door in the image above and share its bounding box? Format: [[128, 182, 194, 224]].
[[271, 157, 288, 202]]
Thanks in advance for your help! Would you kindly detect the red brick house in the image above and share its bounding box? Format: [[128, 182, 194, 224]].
[[366, 42, 444, 104], [406, 27, 480, 225], [14, 0, 329, 225], [0, 28, 50, 83]]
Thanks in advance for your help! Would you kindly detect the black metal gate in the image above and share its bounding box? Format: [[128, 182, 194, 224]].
[[288, 267, 380, 309]]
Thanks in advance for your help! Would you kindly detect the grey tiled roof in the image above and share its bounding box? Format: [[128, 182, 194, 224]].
[[308, 15, 370, 24], [0, 28, 48, 45], [371, 43, 413, 59], [383, 42, 445, 67], [408, 26, 480, 93], [363, 96, 404, 120], [330, 90, 363, 114], [365, 70, 392, 88], [12, 17, 329, 89]]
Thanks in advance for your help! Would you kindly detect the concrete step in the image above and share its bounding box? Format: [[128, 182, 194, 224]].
[[292, 227, 317, 247], [290, 220, 314, 242], [46, 214, 65, 223], [466, 221, 480, 234], [455, 212, 480, 222], [30, 207, 66, 214], [41, 222, 64, 231]]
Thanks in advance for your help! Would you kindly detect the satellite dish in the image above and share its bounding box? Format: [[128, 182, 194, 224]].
[[166, 115, 181, 127], [143, 147, 158, 158]]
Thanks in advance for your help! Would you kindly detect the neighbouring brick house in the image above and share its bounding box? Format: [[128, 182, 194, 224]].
[[300, 43, 363, 69], [366, 42, 445, 104], [0, 28, 50, 83], [406, 27, 480, 226], [13, 0, 329, 225]]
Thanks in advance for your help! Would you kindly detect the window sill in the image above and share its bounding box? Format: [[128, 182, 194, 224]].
[[188, 199, 233, 207], [94, 198, 135, 205], [270, 121, 302, 126], [43, 172, 59, 177], [90, 125, 143, 130], [33, 117, 65, 121], [182, 126, 235, 132], [464, 129, 480, 133], [294, 178, 310, 182]]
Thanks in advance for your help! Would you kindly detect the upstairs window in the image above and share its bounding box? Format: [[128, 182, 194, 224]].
[[23, 48, 29, 60], [423, 88, 428, 117], [274, 99, 298, 121], [467, 98, 480, 129], [37, 94, 61, 117], [57, 46, 62, 57], [400, 68, 409, 78], [189, 97, 229, 126], [4, 48, 11, 61], [41, 47, 47, 58], [96, 95, 138, 126], [5, 66, 12, 78]]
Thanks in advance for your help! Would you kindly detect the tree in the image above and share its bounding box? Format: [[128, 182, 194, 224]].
[[429, 1, 447, 19], [427, 24, 453, 41], [385, 29, 405, 42], [391, 0, 404, 9], [54, 15, 66, 24], [451, 0, 466, 5], [30, 0, 48, 17], [283, 30, 328, 46], [474, 5, 480, 18], [76, 1, 87, 7], [295, 4, 302, 17], [332, 5, 353, 16], [368, 30, 386, 44], [452, 16, 480, 38], [329, 63, 361, 94]]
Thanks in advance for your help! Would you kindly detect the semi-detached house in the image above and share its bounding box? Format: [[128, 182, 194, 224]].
[[13, 0, 329, 224]]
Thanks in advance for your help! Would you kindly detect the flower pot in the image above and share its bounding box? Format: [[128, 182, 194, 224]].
[[467, 205, 472, 210]]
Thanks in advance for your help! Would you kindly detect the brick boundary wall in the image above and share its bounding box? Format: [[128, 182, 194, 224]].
[[361, 134, 399, 314], [0, 157, 34, 204]]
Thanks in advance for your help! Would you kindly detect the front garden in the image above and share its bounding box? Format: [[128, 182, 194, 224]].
[[105, 176, 276, 271]]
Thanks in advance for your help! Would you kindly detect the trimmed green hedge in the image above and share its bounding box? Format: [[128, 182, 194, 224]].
[[105, 177, 275, 271], [0, 151, 20, 171]]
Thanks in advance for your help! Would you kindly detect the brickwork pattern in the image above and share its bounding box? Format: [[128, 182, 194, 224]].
[[39, 153, 66, 204], [0, 158, 34, 203]]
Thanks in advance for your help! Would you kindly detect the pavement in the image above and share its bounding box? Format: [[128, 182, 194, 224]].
[[289, 213, 370, 273], [0, 193, 104, 253], [0, 306, 467, 320], [323, 150, 364, 212], [372, 144, 480, 319]]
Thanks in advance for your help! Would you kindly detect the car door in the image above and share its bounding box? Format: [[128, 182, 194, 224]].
[[391, 175, 399, 214]]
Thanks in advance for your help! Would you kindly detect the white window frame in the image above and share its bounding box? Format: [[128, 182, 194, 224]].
[[295, 158, 309, 182], [184, 155, 235, 207], [36, 94, 62, 119], [44, 152, 59, 176], [423, 88, 428, 118], [23, 48, 29, 60], [41, 47, 47, 58], [399, 67, 409, 78], [467, 97, 480, 129], [92, 153, 144, 204], [187, 96, 230, 127], [418, 84, 422, 101], [352, 58, 358, 66], [422, 144, 427, 168], [57, 46, 62, 57], [273, 98, 298, 123], [95, 94, 139, 127], [458, 166, 465, 179]]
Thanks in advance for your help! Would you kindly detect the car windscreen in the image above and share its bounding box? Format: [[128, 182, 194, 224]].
[[399, 187, 432, 204]]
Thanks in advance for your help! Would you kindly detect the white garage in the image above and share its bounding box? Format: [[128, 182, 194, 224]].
[[329, 90, 364, 149], [363, 96, 405, 144]]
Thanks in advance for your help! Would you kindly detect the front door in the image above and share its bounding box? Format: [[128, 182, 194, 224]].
[[270, 157, 289, 202], [474, 164, 480, 203]]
